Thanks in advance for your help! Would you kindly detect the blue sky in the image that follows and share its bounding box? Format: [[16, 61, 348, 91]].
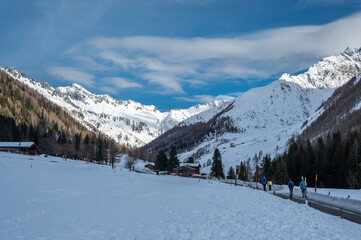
[[1, 0, 361, 111]]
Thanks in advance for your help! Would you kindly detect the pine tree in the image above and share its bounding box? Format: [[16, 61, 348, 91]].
[[261, 154, 272, 179], [74, 133, 82, 152], [84, 134, 90, 145], [187, 157, 195, 163], [155, 150, 168, 171], [239, 162, 247, 180], [167, 146, 180, 171], [95, 135, 103, 163], [211, 148, 224, 179], [227, 166, 236, 179]]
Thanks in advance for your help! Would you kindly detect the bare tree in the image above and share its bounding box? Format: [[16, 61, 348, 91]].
[[124, 155, 137, 172]]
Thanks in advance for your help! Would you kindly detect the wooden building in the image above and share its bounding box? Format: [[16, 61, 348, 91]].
[[0, 142, 41, 155], [179, 163, 201, 173], [173, 165, 199, 177], [144, 163, 156, 171]]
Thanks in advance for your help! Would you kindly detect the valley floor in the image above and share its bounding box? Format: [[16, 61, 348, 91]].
[[1, 152, 360, 240]]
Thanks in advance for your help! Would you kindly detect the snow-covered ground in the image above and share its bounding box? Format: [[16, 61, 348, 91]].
[[1, 152, 361, 240], [313, 188, 361, 200]]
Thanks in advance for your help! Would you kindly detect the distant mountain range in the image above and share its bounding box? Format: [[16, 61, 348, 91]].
[[144, 47, 361, 172], [0, 66, 228, 148], [2, 47, 361, 172]]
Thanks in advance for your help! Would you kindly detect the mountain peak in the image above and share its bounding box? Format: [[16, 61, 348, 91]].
[[343, 47, 359, 57], [279, 48, 361, 89]]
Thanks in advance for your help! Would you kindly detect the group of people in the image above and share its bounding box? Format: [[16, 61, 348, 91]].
[[261, 177, 272, 191], [261, 176, 307, 199], [288, 176, 307, 199]]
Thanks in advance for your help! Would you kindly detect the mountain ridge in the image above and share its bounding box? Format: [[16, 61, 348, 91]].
[[164, 47, 361, 172], [0, 66, 229, 148]]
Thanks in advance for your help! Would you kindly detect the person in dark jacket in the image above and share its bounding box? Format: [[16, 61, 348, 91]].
[[288, 179, 294, 199], [261, 177, 267, 191]]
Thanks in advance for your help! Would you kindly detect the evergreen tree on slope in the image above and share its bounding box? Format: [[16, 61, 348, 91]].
[[211, 148, 224, 179], [155, 150, 168, 171], [167, 146, 180, 171]]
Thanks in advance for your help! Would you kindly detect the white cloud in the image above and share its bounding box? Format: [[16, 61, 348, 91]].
[[68, 11, 361, 95], [74, 56, 110, 71], [103, 77, 143, 89], [48, 66, 95, 87], [176, 94, 235, 103], [142, 72, 184, 93], [98, 51, 136, 70], [98, 86, 118, 95]]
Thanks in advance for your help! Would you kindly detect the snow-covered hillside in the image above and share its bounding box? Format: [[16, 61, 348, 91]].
[[0, 67, 227, 148], [178, 47, 361, 172], [1, 151, 360, 240]]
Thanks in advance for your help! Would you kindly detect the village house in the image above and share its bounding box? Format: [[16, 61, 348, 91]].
[[0, 142, 41, 155], [144, 163, 156, 171], [172, 165, 199, 177], [179, 163, 201, 173]]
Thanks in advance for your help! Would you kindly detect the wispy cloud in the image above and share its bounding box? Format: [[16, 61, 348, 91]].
[[65, 11, 361, 97], [142, 72, 184, 93], [176, 94, 236, 103], [103, 77, 143, 89], [47, 66, 95, 87]]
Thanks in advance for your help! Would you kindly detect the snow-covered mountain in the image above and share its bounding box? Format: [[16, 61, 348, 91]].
[[170, 47, 361, 172], [300, 71, 361, 141], [0, 66, 228, 148], [2, 47, 361, 169]]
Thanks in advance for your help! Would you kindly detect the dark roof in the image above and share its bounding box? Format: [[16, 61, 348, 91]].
[[173, 165, 197, 171]]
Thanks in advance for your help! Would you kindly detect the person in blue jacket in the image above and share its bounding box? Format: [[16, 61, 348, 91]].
[[288, 179, 294, 199], [261, 177, 267, 191], [299, 176, 307, 198]]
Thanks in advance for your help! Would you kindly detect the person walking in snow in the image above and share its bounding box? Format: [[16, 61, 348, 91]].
[[299, 176, 307, 198], [261, 177, 267, 191], [288, 179, 294, 199]]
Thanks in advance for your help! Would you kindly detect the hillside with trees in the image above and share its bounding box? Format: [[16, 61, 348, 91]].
[[301, 74, 361, 141], [256, 74, 361, 189], [141, 101, 237, 156], [259, 129, 361, 189], [0, 69, 126, 163]]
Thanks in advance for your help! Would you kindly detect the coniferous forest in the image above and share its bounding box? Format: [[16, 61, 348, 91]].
[[0, 69, 125, 164], [260, 129, 361, 189]]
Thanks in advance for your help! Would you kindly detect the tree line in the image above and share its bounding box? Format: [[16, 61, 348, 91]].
[[258, 129, 361, 188], [151, 127, 361, 190], [154, 146, 180, 172], [0, 69, 126, 165]]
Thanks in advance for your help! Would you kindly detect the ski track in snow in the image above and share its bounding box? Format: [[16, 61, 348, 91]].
[[1, 152, 361, 240]]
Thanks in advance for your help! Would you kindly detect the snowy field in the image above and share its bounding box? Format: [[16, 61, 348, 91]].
[[310, 188, 361, 200], [1, 152, 361, 240]]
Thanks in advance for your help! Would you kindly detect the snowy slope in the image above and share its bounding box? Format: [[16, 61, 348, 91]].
[[1, 151, 360, 240], [0, 67, 227, 148], [178, 47, 361, 172]]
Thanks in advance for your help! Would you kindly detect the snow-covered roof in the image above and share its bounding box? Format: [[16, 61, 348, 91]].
[[0, 142, 35, 148], [180, 163, 200, 167]]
